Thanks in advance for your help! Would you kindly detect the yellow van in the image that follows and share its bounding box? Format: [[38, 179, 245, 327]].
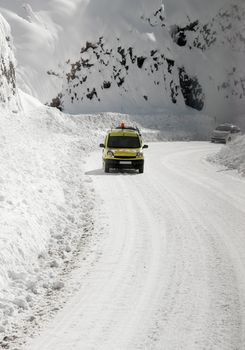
[[99, 123, 148, 173]]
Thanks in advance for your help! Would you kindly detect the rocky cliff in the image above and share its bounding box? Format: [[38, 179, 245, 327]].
[[0, 13, 20, 113], [1, 1, 244, 120], [55, 2, 244, 119]]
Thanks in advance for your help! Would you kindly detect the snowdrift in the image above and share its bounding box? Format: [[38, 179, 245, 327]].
[[209, 135, 245, 175], [0, 107, 78, 335], [0, 106, 104, 343]]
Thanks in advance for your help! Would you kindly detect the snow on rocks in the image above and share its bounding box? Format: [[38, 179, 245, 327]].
[[2, 0, 245, 121], [209, 135, 245, 176], [0, 13, 21, 113]]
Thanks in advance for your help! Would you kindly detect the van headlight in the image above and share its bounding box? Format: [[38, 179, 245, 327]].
[[107, 150, 114, 158], [136, 151, 143, 158]]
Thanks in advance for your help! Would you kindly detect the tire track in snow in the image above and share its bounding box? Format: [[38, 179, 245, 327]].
[[25, 165, 168, 349], [144, 143, 244, 349], [25, 142, 245, 350]]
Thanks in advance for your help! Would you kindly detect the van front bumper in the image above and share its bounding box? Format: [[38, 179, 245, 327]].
[[104, 159, 144, 169]]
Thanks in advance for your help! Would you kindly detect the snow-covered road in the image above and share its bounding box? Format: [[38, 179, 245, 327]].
[[26, 142, 245, 350]]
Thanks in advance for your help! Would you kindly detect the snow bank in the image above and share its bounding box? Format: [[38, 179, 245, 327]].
[[132, 112, 216, 141], [208, 135, 245, 176], [18, 89, 43, 111], [0, 106, 100, 345]]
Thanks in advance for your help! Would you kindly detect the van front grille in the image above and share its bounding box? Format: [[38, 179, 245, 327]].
[[115, 156, 136, 159]]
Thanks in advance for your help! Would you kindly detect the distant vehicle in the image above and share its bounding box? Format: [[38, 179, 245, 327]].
[[211, 123, 241, 144], [99, 123, 148, 173]]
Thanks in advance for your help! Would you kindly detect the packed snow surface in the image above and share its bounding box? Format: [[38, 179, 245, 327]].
[[24, 142, 245, 350]]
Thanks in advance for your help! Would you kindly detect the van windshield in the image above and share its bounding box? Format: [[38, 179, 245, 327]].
[[108, 136, 140, 148], [215, 125, 232, 131]]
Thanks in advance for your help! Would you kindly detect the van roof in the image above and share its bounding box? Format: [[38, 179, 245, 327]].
[[109, 129, 140, 137]]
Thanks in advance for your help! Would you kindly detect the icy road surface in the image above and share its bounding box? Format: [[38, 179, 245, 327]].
[[27, 142, 245, 350]]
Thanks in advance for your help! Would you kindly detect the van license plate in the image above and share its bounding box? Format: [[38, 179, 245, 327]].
[[120, 161, 131, 164]]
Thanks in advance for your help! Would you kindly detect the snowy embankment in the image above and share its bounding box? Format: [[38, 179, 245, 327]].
[[209, 135, 245, 176], [0, 104, 140, 346], [0, 106, 89, 340]]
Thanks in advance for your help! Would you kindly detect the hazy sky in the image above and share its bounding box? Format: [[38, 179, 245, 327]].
[[85, 0, 240, 25], [78, 0, 241, 39]]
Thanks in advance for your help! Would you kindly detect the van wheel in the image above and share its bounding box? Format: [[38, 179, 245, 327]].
[[104, 162, 110, 173], [139, 166, 144, 174]]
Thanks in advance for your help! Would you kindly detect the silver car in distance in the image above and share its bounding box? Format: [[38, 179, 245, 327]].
[[211, 123, 241, 144]]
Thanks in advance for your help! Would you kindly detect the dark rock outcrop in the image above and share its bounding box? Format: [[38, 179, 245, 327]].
[[179, 67, 204, 111], [0, 15, 20, 111]]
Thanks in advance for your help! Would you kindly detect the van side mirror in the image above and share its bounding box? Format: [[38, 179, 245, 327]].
[[99, 143, 105, 148], [143, 144, 148, 149]]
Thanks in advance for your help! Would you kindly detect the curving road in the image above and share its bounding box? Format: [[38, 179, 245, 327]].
[[26, 142, 245, 350]]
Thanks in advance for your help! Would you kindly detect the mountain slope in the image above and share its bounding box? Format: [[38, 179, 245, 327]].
[[0, 0, 244, 122], [0, 13, 20, 112], [58, 1, 245, 119]]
